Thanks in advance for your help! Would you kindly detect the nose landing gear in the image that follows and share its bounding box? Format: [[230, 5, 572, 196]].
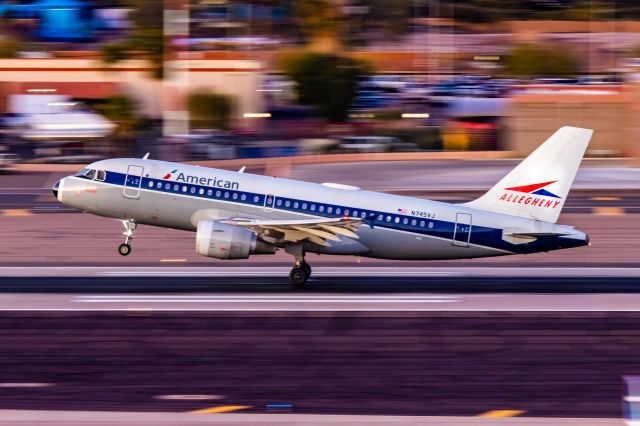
[[118, 220, 137, 256]]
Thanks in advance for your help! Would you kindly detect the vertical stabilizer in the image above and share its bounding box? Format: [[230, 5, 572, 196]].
[[463, 126, 592, 223]]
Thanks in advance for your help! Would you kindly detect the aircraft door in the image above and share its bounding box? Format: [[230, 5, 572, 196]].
[[452, 212, 472, 247], [264, 194, 276, 212], [123, 165, 144, 199]]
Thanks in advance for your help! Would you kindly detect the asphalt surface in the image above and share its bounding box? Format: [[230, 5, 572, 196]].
[[0, 298, 636, 418]]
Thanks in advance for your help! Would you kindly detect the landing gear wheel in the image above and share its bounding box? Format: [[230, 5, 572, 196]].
[[118, 243, 131, 256], [289, 267, 308, 288], [300, 261, 312, 277]]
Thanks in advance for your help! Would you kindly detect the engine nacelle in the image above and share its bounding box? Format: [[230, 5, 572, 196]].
[[196, 220, 275, 260]]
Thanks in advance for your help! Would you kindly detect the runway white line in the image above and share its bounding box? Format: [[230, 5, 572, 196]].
[[77, 295, 458, 299], [96, 271, 462, 277], [73, 299, 459, 303]]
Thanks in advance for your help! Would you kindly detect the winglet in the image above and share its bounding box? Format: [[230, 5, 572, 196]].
[[142, 153, 150, 159], [238, 166, 246, 173]]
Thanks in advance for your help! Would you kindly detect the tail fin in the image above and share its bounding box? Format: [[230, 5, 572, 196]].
[[463, 126, 592, 223]]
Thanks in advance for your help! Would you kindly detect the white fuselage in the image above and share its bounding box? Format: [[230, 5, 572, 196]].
[[54, 158, 589, 260]]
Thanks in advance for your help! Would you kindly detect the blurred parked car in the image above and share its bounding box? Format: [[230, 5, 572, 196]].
[[400, 82, 432, 103], [182, 131, 237, 160], [0, 153, 21, 172], [338, 136, 417, 153]]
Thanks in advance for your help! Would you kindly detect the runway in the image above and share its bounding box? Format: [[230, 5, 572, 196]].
[[0, 273, 636, 423], [0, 304, 637, 420]]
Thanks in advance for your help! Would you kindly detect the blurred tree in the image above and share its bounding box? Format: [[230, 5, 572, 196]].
[[98, 0, 164, 79], [0, 37, 19, 58], [96, 95, 145, 154], [504, 44, 580, 77], [100, 41, 129, 65], [294, 0, 343, 52], [187, 91, 234, 130], [282, 52, 371, 122]]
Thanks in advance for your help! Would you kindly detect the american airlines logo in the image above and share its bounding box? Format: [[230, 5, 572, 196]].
[[499, 180, 562, 209], [163, 169, 178, 179], [163, 169, 240, 190]]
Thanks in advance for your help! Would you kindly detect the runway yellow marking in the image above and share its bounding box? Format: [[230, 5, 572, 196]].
[[159, 259, 187, 263], [478, 410, 525, 418], [593, 207, 625, 216], [1, 209, 31, 216], [591, 196, 621, 201], [191, 405, 252, 414]]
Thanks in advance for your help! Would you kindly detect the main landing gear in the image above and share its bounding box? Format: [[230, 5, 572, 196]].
[[286, 245, 311, 288], [118, 220, 137, 256]]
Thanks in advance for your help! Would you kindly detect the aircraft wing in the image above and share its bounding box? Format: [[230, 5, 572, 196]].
[[222, 217, 362, 246]]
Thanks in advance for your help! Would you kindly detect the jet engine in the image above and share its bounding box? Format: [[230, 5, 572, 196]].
[[196, 220, 275, 260]]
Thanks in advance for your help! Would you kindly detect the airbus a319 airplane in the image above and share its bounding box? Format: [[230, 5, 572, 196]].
[[53, 126, 591, 287]]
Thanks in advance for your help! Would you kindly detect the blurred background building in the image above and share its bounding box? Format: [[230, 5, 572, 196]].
[[0, 0, 639, 163]]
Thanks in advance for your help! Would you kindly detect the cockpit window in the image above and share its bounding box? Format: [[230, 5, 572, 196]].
[[96, 170, 106, 181], [75, 168, 96, 180]]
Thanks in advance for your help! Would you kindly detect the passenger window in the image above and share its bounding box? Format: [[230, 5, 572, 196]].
[[402, 218, 408, 225], [224, 192, 229, 198], [241, 194, 247, 201], [302, 203, 308, 210], [199, 188, 204, 195], [327, 207, 333, 214], [336, 208, 341, 215], [386, 216, 392, 222], [182, 186, 187, 193], [293, 202, 299, 209], [411, 219, 417, 226], [216, 190, 221, 197], [319, 206, 325, 212], [174, 184, 179, 191], [344, 209, 350, 216], [165, 183, 170, 190], [208, 189, 213, 196], [420, 220, 425, 227], [277, 199, 283, 206], [190, 187, 196, 194], [311, 204, 316, 211], [285, 200, 291, 207], [232, 193, 238, 199], [377, 214, 383, 221], [428, 222, 434, 229], [253, 195, 259, 203], [361, 212, 367, 218], [148, 181, 154, 188]]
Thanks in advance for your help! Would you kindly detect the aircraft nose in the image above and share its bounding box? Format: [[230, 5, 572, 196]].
[[52, 180, 60, 199]]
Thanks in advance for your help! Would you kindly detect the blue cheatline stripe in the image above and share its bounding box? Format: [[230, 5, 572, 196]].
[[88, 170, 578, 255]]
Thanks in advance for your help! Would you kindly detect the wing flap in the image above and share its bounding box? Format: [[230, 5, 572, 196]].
[[225, 217, 362, 245]]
